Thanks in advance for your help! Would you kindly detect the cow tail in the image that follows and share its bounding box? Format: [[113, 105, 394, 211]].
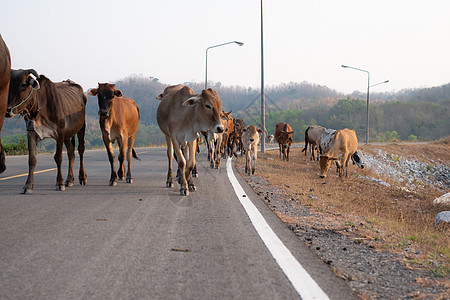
[[71, 136, 76, 147], [132, 148, 141, 161], [302, 127, 309, 154]]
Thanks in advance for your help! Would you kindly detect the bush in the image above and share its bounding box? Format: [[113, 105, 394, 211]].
[[2, 136, 28, 155]]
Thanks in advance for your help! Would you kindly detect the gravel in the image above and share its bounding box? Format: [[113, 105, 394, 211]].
[[237, 151, 449, 299], [363, 149, 450, 193]]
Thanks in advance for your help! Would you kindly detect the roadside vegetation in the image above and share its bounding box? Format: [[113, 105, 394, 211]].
[[235, 139, 449, 278]]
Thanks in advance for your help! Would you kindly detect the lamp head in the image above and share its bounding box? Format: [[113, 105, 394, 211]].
[[235, 41, 244, 46]]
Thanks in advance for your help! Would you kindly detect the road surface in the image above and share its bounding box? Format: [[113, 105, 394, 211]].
[[0, 147, 356, 299]]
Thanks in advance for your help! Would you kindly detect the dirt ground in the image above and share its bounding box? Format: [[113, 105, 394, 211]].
[[234, 139, 449, 299]]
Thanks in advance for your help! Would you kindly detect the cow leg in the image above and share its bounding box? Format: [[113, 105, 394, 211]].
[[191, 139, 199, 178], [186, 140, 197, 192], [77, 124, 87, 185], [245, 148, 251, 175], [21, 131, 39, 194], [102, 135, 117, 186], [0, 141, 5, 174], [287, 146, 290, 162], [251, 146, 257, 175], [117, 139, 125, 181], [165, 135, 174, 188], [125, 136, 135, 183], [54, 136, 65, 191], [63, 137, 75, 187], [172, 138, 188, 196]]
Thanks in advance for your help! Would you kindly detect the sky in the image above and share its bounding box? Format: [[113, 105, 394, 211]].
[[1, 0, 449, 94]]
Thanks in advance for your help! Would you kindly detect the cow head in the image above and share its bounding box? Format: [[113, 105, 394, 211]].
[[280, 129, 294, 148], [242, 125, 263, 146], [351, 150, 365, 169], [182, 88, 224, 133], [88, 83, 123, 117], [6, 69, 40, 117], [319, 155, 337, 178]]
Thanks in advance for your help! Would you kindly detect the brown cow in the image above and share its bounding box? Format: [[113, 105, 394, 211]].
[[302, 125, 325, 161], [228, 118, 245, 157], [88, 83, 140, 186], [157, 85, 224, 196], [0, 34, 11, 173], [319, 128, 358, 178], [241, 125, 263, 175], [219, 110, 233, 159], [7, 70, 87, 194], [275, 122, 294, 161]]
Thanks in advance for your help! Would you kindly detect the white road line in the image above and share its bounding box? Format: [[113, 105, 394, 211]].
[[226, 158, 329, 300]]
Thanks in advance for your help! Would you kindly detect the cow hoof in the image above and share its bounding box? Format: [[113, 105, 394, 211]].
[[126, 178, 133, 184], [79, 179, 87, 185], [65, 181, 74, 187], [192, 173, 198, 178], [252, 169, 255, 175], [180, 189, 189, 196], [166, 182, 174, 188], [109, 181, 117, 186], [319, 175, 326, 179], [56, 185, 66, 191], [215, 166, 219, 169], [21, 188, 33, 195], [189, 185, 197, 192]]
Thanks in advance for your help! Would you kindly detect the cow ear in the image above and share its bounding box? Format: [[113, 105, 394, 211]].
[[114, 89, 123, 97], [182, 95, 201, 106], [330, 157, 338, 161], [156, 94, 163, 100], [242, 128, 247, 132], [228, 110, 232, 114], [88, 88, 98, 96], [257, 128, 263, 134]]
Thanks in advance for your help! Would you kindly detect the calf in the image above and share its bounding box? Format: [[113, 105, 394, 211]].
[[88, 83, 140, 186], [275, 122, 294, 161], [241, 125, 263, 175], [228, 118, 245, 157], [319, 128, 358, 178]]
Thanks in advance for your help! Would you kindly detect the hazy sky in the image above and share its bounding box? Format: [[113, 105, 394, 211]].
[[1, 0, 449, 94]]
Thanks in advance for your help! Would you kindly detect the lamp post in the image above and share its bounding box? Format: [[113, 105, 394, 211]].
[[341, 65, 388, 144], [205, 41, 244, 89], [260, 0, 265, 153]]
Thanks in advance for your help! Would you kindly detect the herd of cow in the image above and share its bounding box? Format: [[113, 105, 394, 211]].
[[0, 35, 364, 197]]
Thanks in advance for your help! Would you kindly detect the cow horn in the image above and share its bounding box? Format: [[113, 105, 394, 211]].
[[26, 69, 39, 79]]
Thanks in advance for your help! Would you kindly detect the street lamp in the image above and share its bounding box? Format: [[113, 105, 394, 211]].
[[341, 65, 389, 144], [205, 41, 244, 89]]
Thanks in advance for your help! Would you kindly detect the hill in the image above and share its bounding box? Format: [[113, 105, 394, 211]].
[[1, 75, 449, 150]]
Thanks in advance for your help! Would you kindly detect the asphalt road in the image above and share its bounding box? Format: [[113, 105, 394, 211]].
[[0, 147, 356, 300]]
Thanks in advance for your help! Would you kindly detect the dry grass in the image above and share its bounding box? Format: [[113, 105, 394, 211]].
[[235, 141, 449, 276]]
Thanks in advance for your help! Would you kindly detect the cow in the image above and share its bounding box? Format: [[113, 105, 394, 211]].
[[156, 85, 224, 196], [228, 118, 245, 157], [268, 134, 274, 144], [275, 122, 294, 161], [219, 110, 233, 159], [319, 128, 358, 178], [302, 125, 325, 161], [0, 34, 11, 173], [6, 70, 87, 194], [241, 125, 263, 175], [88, 83, 140, 186]]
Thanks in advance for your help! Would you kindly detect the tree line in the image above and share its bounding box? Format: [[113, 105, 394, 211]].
[[1, 75, 449, 153]]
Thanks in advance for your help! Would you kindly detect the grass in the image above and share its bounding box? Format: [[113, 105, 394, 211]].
[[235, 144, 449, 276]]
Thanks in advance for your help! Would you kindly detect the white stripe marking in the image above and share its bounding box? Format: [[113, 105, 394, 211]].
[[226, 158, 329, 300]]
